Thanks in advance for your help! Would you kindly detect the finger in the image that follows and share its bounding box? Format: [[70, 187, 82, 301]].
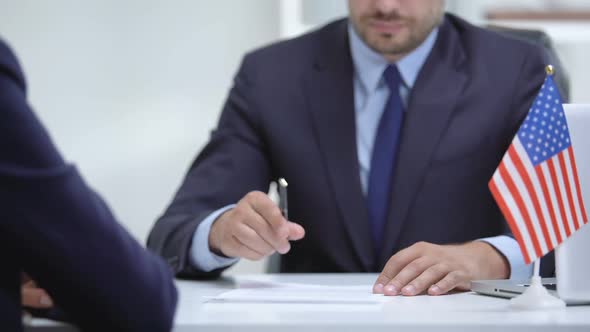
[[428, 270, 470, 296], [22, 287, 53, 308], [245, 191, 289, 236], [403, 262, 451, 296], [243, 211, 291, 254], [383, 256, 435, 296], [373, 244, 424, 294], [225, 234, 266, 261], [286, 222, 305, 241], [233, 223, 276, 257]]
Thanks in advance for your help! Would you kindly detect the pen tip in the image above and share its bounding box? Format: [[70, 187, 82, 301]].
[[278, 178, 288, 187]]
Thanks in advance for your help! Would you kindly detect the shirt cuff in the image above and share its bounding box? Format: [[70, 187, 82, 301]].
[[189, 204, 239, 272], [478, 235, 533, 280]]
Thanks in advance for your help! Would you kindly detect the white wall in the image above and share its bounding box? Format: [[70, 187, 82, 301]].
[[0, 1, 279, 275]]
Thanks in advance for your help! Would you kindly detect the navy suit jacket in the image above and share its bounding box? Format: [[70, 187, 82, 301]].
[[148, 15, 554, 277], [0, 40, 177, 331]]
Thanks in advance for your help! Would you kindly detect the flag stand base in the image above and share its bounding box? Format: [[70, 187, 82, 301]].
[[510, 276, 565, 310]]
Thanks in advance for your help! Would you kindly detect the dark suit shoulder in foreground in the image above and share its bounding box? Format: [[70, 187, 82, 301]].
[[0, 39, 177, 332]]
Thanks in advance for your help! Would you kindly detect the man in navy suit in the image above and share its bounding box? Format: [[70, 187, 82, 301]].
[[0, 40, 177, 331], [148, 0, 550, 296]]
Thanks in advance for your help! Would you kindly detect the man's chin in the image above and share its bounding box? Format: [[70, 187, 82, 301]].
[[367, 39, 411, 57]]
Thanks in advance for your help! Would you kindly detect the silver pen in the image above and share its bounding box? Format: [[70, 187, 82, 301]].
[[278, 178, 288, 220]]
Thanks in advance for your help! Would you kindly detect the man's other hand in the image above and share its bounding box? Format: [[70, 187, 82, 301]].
[[22, 276, 53, 309], [209, 191, 305, 260], [373, 241, 509, 296]]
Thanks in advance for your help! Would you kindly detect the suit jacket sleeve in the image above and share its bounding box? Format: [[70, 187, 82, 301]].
[[147, 54, 273, 278], [0, 40, 177, 331]]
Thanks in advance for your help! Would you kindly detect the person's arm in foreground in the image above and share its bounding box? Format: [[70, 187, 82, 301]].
[[0, 40, 177, 331]]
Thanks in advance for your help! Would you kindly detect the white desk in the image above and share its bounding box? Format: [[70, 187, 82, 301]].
[[27, 273, 590, 331]]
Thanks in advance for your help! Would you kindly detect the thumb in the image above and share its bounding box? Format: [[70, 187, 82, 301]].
[[286, 222, 305, 241], [22, 287, 53, 308]]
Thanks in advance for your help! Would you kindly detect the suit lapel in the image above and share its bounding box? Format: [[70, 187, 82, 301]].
[[378, 18, 469, 266], [304, 20, 374, 271]]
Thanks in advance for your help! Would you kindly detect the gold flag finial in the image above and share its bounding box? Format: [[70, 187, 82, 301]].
[[545, 65, 554, 75]]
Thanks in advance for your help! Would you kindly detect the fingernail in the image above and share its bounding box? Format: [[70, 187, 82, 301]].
[[429, 285, 441, 295], [279, 244, 290, 254], [384, 285, 398, 295], [40, 296, 53, 306], [402, 285, 416, 296], [373, 283, 384, 294]]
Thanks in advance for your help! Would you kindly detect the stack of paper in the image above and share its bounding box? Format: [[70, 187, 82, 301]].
[[207, 281, 390, 304]]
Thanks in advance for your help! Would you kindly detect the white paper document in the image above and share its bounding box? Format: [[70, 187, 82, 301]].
[[207, 281, 390, 304]]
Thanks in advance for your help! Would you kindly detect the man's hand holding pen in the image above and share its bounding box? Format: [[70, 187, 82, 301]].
[[208, 184, 305, 260]]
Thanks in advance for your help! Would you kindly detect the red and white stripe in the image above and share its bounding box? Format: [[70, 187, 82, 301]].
[[489, 138, 588, 264]]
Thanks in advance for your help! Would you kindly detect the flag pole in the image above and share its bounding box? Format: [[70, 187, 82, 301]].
[[533, 259, 540, 277], [509, 64, 566, 310]]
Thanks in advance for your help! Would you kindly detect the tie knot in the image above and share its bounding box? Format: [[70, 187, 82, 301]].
[[383, 65, 403, 92]]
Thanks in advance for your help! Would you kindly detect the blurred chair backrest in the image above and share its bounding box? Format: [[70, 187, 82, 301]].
[[486, 24, 570, 102]]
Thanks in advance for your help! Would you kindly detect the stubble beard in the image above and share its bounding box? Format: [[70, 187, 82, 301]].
[[355, 11, 443, 60]]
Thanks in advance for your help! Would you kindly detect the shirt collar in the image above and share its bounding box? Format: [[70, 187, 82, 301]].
[[348, 21, 439, 93]]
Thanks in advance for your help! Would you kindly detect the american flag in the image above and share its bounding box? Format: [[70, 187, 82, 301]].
[[489, 74, 588, 264]]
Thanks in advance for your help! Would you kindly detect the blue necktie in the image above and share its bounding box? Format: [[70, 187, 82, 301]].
[[367, 65, 405, 256]]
